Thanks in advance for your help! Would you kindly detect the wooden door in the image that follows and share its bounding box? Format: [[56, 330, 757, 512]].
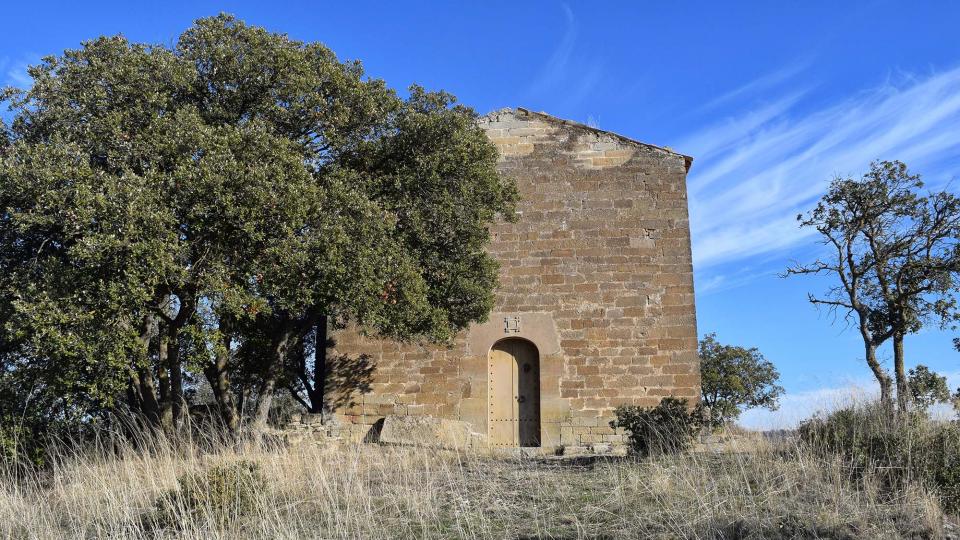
[[488, 339, 540, 447]]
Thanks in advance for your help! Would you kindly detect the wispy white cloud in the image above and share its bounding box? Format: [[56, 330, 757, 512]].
[[525, 4, 601, 108], [696, 59, 813, 114], [561, 64, 602, 110], [3, 53, 39, 88], [527, 4, 577, 96], [680, 65, 960, 278], [695, 265, 777, 295]]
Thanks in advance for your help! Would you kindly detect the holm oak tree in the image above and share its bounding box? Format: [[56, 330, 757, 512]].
[[0, 14, 517, 439]]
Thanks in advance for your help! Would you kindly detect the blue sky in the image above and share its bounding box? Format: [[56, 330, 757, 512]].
[[4, 1, 960, 427]]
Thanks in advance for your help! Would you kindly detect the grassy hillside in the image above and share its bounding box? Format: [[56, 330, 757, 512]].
[[0, 429, 947, 539]]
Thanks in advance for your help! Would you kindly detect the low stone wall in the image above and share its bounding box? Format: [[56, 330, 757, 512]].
[[378, 415, 487, 450], [280, 413, 350, 446], [279, 412, 630, 456], [277, 413, 766, 460]]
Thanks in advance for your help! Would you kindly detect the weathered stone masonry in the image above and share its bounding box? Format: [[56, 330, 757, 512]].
[[331, 108, 699, 449]]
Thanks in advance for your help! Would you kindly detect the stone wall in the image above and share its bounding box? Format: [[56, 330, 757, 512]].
[[330, 108, 699, 450]]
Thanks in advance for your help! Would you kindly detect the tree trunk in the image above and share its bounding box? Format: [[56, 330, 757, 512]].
[[163, 293, 196, 429], [157, 327, 172, 428], [893, 332, 910, 412], [252, 330, 294, 430], [857, 309, 893, 412], [127, 367, 162, 426], [135, 366, 162, 425], [167, 321, 185, 427], [253, 312, 319, 430], [127, 314, 162, 427], [287, 334, 321, 413], [203, 332, 240, 436], [285, 318, 328, 414], [864, 341, 894, 410], [311, 316, 328, 414]]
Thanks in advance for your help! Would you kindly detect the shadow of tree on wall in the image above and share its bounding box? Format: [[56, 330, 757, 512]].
[[322, 351, 375, 411], [282, 325, 377, 417]]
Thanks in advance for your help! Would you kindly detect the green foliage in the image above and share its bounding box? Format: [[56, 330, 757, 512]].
[[0, 13, 517, 438], [799, 403, 960, 514], [610, 397, 704, 457], [0, 399, 46, 466], [698, 333, 783, 427], [0, 423, 42, 467], [154, 460, 268, 526], [907, 364, 951, 411], [0, 359, 110, 467]]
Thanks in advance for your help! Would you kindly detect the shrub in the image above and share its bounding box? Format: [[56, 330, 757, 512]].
[[0, 424, 43, 467], [908, 364, 951, 411], [799, 403, 960, 514], [698, 333, 783, 428], [610, 397, 704, 457], [153, 460, 268, 527]]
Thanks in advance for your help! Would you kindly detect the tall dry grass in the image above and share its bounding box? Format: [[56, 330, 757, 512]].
[[0, 427, 947, 539]]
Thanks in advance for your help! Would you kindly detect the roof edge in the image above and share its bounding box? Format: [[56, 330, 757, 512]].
[[483, 107, 694, 172]]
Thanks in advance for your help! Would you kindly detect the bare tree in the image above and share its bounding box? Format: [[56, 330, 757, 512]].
[[786, 182, 895, 407], [860, 163, 960, 411], [787, 161, 960, 411]]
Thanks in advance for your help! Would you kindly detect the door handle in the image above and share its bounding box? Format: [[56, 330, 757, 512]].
[[516, 395, 526, 403]]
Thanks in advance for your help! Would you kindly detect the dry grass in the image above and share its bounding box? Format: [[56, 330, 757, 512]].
[[0, 432, 947, 539]]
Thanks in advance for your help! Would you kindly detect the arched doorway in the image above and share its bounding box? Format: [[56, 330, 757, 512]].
[[488, 338, 541, 447]]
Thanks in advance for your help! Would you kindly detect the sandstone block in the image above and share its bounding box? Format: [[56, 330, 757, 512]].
[[377, 415, 486, 450]]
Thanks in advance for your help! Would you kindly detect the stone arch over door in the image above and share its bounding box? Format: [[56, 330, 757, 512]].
[[488, 338, 541, 447]]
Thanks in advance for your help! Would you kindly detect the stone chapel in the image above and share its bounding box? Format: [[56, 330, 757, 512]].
[[329, 107, 699, 450]]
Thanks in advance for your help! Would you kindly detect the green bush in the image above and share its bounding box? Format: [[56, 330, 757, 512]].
[[610, 397, 704, 457], [799, 403, 960, 514], [0, 424, 43, 467], [153, 460, 268, 527]]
